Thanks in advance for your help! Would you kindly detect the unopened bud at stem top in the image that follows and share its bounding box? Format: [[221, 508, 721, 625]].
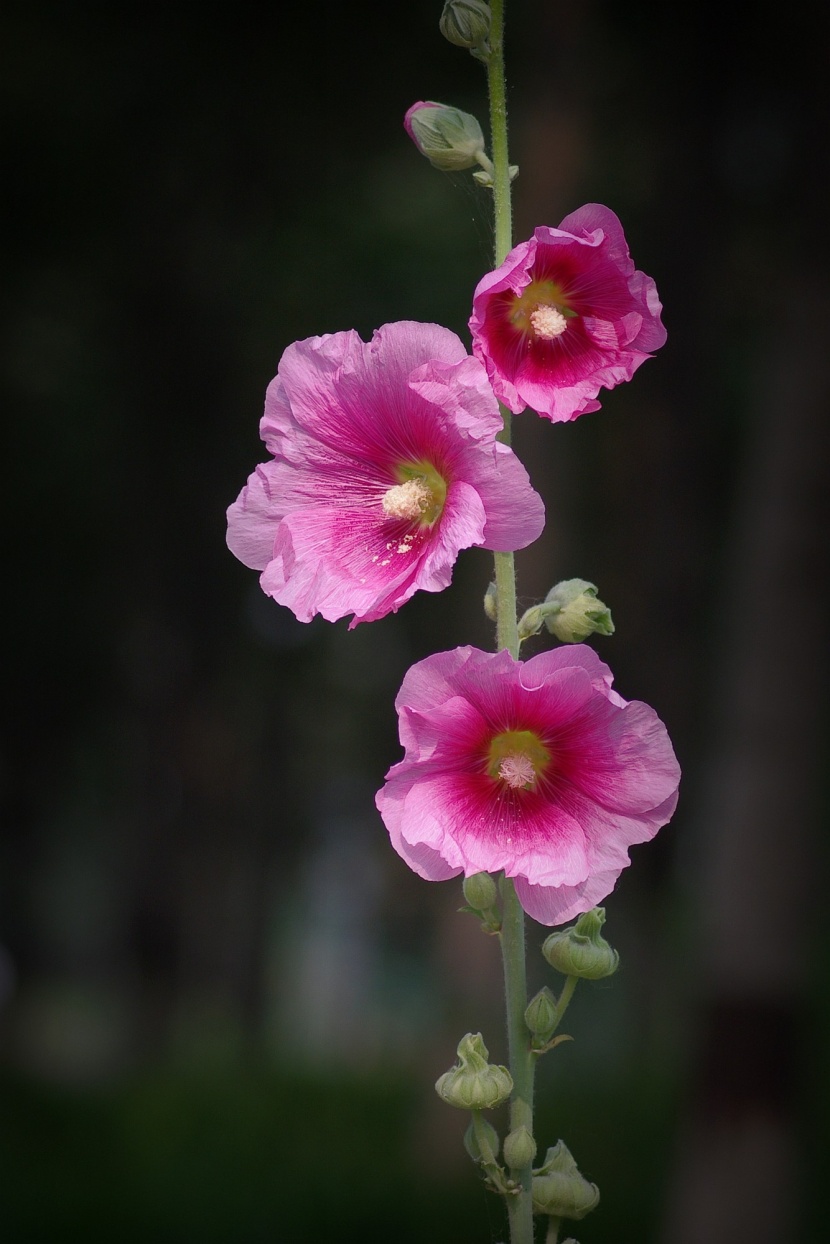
[[440, 0, 491, 56]]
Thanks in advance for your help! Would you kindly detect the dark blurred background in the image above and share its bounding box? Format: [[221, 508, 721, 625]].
[[2, 1, 829, 1240]]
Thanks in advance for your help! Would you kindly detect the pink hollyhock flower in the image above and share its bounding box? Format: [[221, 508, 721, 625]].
[[226, 321, 544, 627], [375, 644, 679, 925], [469, 204, 667, 423]]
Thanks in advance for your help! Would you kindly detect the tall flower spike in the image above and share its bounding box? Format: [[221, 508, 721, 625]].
[[226, 322, 544, 627], [375, 644, 680, 926], [469, 204, 667, 422]]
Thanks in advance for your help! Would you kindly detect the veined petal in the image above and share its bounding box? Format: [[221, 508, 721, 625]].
[[225, 462, 283, 570], [377, 645, 680, 925], [470, 205, 666, 424], [227, 323, 544, 625]]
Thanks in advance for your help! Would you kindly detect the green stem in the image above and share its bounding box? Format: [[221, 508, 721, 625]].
[[487, 5, 533, 1243], [487, 0, 513, 270], [551, 976, 578, 1035], [494, 546, 519, 655], [487, 0, 518, 658], [500, 877, 535, 1244]]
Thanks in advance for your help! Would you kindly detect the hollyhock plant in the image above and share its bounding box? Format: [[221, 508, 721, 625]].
[[376, 643, 679, 926], [469, 203, 667, 422], [226, 320, 544, 626]]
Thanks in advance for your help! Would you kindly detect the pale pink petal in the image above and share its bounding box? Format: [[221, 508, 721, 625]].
[[225, 462, 283, 570], [514, 866, 623, 926], [227, 323, 544, 625]]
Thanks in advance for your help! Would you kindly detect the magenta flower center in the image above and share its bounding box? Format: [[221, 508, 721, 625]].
[[382, 460, 447, 527], [487, 729, 551, 791]]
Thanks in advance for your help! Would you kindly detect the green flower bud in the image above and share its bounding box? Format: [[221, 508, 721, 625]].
[[524, 986, 558, 1041], [463, 871, 498, 912], [435, 1033, 513, 1110], [404, 101, 487, 173], [483, 580, 498, 622], [439, 0, 491, 52], [517, 604, 545, 642], [503, 1125, 537, 1170], [542, 579, 614, 644], [532, 1140, 600, 1220], [463, 1115, 500, 1163], [542, 907, 620, 981]]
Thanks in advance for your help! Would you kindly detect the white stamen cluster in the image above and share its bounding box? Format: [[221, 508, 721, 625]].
[[498, 752, 536, 789], [382, 478, 431, 521], [529, 304, 568, 340]]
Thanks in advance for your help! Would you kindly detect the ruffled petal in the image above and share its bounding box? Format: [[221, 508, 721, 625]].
[[227, 323, 544, 624], [376, 645, 680, 924], [469, 206, 666, 424]]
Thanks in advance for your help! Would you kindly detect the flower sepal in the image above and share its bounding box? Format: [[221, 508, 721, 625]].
[[542, 907, 619, 980], [472, 163, 519, 188], [532, 1140, 600, 1220], [435, 1032, 513, 1110]]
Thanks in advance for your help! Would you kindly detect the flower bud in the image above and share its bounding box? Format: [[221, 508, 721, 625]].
[[435, 1032, 513, 1110], [532, 1140, 600, 1220], [483, 580, 498, 622], [463, 1115, 500, 1163], [517, 604, 545, 642], [524, 986, 558, 1042], [542, 579, 614, 643], [439, 0, 491, 52], [541, 907, 619, 981], [404, 101, 487, 172], [463, 871, 498, 912], [503, 1125, 537, 1170]]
